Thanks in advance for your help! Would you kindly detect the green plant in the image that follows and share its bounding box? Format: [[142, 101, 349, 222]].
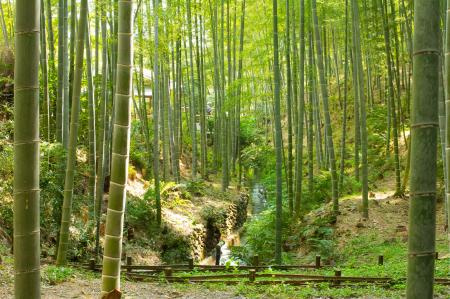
[[43, 266, 75, 285], [127, 194, 156, 231], [242, 207, 291, 263], [186, 179, 207, 196]]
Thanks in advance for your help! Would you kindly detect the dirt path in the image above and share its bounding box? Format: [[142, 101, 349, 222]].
[[2, 276, 244, 299]]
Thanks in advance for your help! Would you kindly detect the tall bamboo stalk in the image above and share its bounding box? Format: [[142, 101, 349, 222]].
[[153, 0, 162, 226], [272, 0, 283, 265], [85, 18, 97, 225], [312, 0, 339, 214], [351, 0, 369, 218], [445, 0, 450, 254], [294, 0, 305, 217], [14, 0, 41, 296], [407, 0, 439, 297], [101, 0, 133, 294], [56, 0, 88, 265]]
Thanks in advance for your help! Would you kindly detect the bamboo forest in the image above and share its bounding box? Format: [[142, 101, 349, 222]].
[[0, 0, 449, 298]]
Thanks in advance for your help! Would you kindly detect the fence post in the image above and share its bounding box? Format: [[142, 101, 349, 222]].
[[378, 255, 384, 265], [252, 254, 259, 267], [334, 270, 342, 286], [89, 258, 96, 271], [215, 245, 221, 266], [188, 257, 194, 271], [249, 269, 256, 282], [315, 255, 321, 269], [164, 267, 173, 282], [126, 256, 133, 273]]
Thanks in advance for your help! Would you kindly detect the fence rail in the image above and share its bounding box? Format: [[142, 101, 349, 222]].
[[74, 253, 450, 287]]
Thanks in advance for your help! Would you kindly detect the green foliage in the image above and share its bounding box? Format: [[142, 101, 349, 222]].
[[159, 228, 191, 263], [186, 179, 207, 197], [130, 119, 150, 175], [297, 214, 336, 261], [200, 205, 227, 228], [40, 142, 66, 244], [0, 119, 13, 237], [127, 194, 156, 231], [43, 266, 75, 285], [239, 116, 263, 148], [242, 207, 291, 264], [365, 105, 397, 183], [241, 144, 273, 170]]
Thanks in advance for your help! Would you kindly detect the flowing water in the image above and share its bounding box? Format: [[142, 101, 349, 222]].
[[218, 183, 267, 265]]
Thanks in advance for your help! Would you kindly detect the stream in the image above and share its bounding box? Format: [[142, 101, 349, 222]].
[[218, 183, 267, 265]]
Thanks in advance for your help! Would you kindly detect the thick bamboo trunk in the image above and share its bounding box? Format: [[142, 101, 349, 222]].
[[14, 0, 41, 297], [407, 0, 439, 297], [101, 0, 133, 294]]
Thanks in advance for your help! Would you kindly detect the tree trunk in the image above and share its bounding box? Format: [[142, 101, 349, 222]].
[[294, 0, 305, 217], [14, 0, 41, 296], [101, 0, 133, 293], [351, 0, 369, 218], [56, 0, 88, 266], [312, 0, 339, 214], [272, 0, 283, 265], [407, 0, 439, 297]]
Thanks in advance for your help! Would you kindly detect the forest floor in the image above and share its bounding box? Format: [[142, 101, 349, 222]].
[[1, 177, 450, 298]]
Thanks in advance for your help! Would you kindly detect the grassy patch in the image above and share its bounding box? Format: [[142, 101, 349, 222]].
[[42, 265, 75, 285]]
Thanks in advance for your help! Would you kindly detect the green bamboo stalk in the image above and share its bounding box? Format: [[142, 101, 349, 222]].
[[407, 0, 439, 297], [187, 0, 198, 179], [338, 0, 349, 195], [14, 0, 41, 296], [68, 0, 76, 106], [307, 33, 314, 199], [294, 0, 305, 217], [0, 2, 9, 46], [162, 67, 171, 181], [445, 0, 450, 255], [45, 0, 55, 78], [312, 0, 339, 214], [285, 0, 294, 215], [86, 17, 97, 225], [40, 0, 50, 143], [94, 0, 108, 258], [351, 0, 369, 218], [380, 0, 401, 195], [56, 0, 65, 143], [56, 0, 88, 266], [351, 47, 360, 182], [153, 0, 161, 227], [236, 0, 245, 187], [272, 0, 283, 265], [101, 0, 133, 294], [63, 0, 69, 149]]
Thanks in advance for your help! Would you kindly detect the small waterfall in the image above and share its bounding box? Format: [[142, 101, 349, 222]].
[[218, 183, 267, 266], [251, 183, 267, 216]]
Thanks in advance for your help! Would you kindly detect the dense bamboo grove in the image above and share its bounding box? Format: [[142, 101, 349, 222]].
[[6, 0, 446, 297]]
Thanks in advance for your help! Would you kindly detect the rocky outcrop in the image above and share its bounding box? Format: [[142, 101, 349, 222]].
[[161, 192, 249, 263]]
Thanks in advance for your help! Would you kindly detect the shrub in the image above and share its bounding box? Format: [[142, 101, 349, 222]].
[[43, 266, 75, 285]]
